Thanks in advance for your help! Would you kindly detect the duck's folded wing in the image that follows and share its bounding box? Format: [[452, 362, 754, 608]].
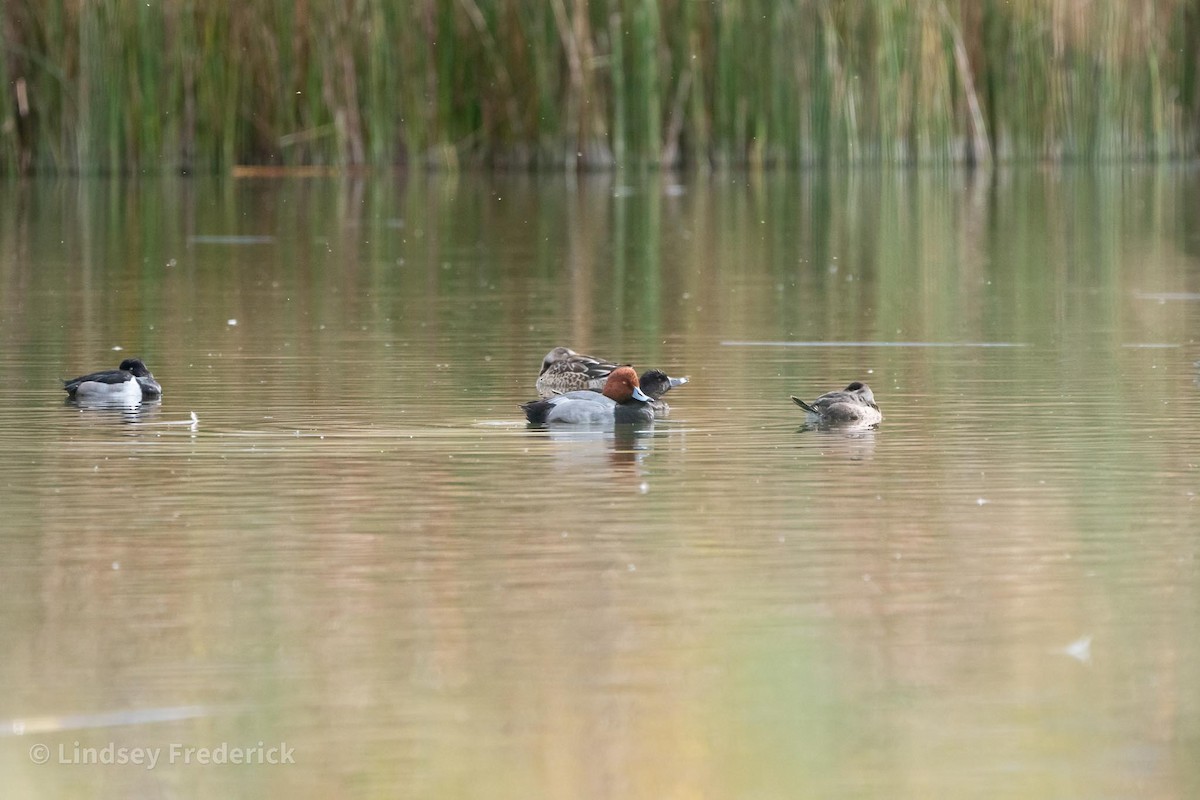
[[561, 355, 619, 379], [64, 369, 128, 391], [810, 390, 856, 411], [553, 389, 617, 402]]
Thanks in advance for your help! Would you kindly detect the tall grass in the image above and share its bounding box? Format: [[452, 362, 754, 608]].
[[0, 0, 1196, 173]]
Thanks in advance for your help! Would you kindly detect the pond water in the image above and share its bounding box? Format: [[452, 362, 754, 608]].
[[1, 168, 1198, 798]]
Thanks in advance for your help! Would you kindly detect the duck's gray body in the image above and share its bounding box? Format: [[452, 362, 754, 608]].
[[791, 382, 881, 426]]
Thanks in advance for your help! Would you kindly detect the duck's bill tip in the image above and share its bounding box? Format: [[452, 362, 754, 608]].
[[670, 376, 689, 388], [632, 386, 652, 402]]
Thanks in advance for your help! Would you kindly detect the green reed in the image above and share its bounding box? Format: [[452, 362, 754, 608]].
[[0, 0, 1195, 173]]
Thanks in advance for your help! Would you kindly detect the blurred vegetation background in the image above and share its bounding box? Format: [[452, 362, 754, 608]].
[[1, 0, 1198, 174]]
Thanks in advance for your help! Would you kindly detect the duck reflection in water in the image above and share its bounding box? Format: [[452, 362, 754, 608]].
[[799, 425, 877, 461], [64, 396, 162, 425], [537, 421, 654, 472]]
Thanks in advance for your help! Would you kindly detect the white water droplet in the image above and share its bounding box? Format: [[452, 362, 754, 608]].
[[1063, 635, 1092, 663]]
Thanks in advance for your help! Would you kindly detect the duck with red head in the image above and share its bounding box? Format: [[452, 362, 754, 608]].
[[535, 346, 689, 412], [522, 366, 654, 424]]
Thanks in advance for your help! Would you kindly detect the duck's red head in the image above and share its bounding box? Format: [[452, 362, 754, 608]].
[[602, 366, 652, 403]]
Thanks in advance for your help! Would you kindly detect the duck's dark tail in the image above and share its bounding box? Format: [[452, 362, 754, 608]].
[[520, 399, 554, 424], [790, 396, 818, 414]]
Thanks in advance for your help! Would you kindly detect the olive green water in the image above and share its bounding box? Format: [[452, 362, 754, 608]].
[[1, 170, 1198, 798]]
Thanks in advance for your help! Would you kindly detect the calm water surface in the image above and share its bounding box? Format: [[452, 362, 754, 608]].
[[1, 170, 1198, 798]]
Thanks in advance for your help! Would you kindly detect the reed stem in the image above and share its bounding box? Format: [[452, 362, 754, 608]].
[[0, 0, 1195, 173]]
